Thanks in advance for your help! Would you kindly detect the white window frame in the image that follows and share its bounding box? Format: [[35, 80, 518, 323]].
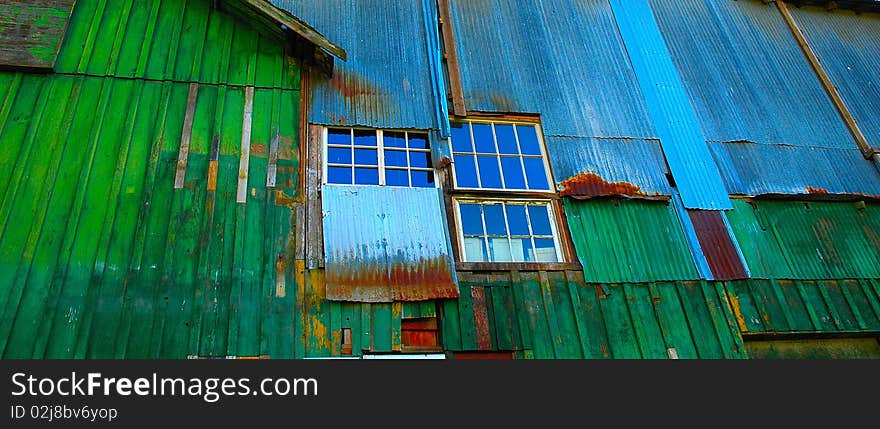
[[452, 198, 564, 263], [323, 127, 436, 188], [449, 119, 555, 193]]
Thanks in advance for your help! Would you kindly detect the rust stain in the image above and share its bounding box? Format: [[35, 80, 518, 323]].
[[275, 254, 287, 298], [727, 293, 749, 333], [206, 160, 218, 191], [250, 143, 267, 157], [273, 190, 298, 207], [277, 136, 295, 160], [325, 255, 459, 302], [600, 343, 609, 358], [471, 287, 492, 351], [806, 186, 829, 195], [331, 69, 376, 98], [558, 173, 656, 199]]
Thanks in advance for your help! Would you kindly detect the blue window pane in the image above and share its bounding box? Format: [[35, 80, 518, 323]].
[[477, 156, 502, 189], [385, 149, 407, 167], [451, 122, 472, 152], [354, 129, 377, 146], [463, 237, 488, 262], [385, 131, 406, 148], [327, 128, 351, 146], [408, 133, 429, 149], [409, 151, 429, 168], [459, 204, 484, 235], [454, 155, 479, 188], [327, 147, 351, 164], [386, 169, 409, 187], [533, 238, 558, 262], [512, 238, 534, 263], [354, 148, 378, 165], [501, 157, 526, 189], [488, 238, 513, 262], [528, 205, 553, 235], [523, 158, 549, 190], [472, 123, 496, 153], [505, 204, 529, 236], [411, 170, 434, 188], [354, 168, 379, 185], [327, 167, 352, 184], [495, 124, 518, 154], [483, 204, 507, 235], [516, 125, 542, 155]]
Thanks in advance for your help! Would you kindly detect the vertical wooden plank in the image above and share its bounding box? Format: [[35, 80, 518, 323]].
[[391, 302, 402, 352], [174, 82, 198, 189], [437, 0, 466, 116], [266, 133, 279, 187], [623, 283, 666, 359], [471, 286, 491, 351], [236, 86, 254, 203], [598, 283, 640, 358], [305, 124, 324, 269]]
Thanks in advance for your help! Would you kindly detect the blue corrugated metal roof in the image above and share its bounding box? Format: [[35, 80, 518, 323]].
[[790, 6, 880, 153], [448, 0, 671, 195], [608, 0, 731, 209], [321, 185, 459, 302], [650, 0, 880, 196], [272, 0, 439, 130]]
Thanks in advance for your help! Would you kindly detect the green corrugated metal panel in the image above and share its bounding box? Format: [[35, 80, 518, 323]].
[[727, 200, 880, 279], [725, 279, 880, 336], [441, 271, 747, 359], [563, 199, 700, 283], [54, 0, 300, 89], [0, 70, 300, 358]]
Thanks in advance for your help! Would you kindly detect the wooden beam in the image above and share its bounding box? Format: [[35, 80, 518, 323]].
[[235, 0, 347, 61], [438, 0, 467, 117], [777, 0, 878, 159]]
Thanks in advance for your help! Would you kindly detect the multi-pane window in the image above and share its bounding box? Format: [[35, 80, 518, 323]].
[[450, 121, 551, 191], [456, 200, 560, 263], [450, 119, 564, 264], [325, 127, 434, 188]]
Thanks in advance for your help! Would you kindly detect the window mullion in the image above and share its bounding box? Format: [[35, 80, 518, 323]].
[[513, 124, 530, 190], [500, 202, 516, 262], [479, 203, 491, 263], [523, 202, 538, 262], [469, 122, 482, 188], [491, 123, 506, 190], [377, 129, 386, 186]]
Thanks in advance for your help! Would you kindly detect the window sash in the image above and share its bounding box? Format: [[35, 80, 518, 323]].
[[454, 199, 563, 263], [323, 128, 435, 188]]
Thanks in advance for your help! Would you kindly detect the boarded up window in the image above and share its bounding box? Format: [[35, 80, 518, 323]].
[[401, 318, 441, 352], [0, 0, 75, 69]]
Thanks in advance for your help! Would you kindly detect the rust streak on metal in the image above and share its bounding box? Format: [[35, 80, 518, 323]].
[[806, 186, 829, 195], [207, 160, 218, 191], [325, 256, 459, 302], [471, 286, 492, 351], [727, 293, 748, 333], [331, 69, 376, 98], [275, 254, 287, 298], [558, 172, 658, 199]]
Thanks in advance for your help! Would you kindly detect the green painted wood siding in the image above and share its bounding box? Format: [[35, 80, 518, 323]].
[[564, 199, 701, 283], [727, 200, 880, 279]]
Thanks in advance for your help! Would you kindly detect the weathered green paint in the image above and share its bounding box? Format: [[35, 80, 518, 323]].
[[727, 199, 880, 279], [745, 337, 880, 359], [54, 0, 299, 89], [564, 199, 701, 283], [0, 1, 75, 69], [441, 271, 748, 359]]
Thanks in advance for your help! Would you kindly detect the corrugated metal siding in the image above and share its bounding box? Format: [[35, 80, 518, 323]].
[[54, 0, 300, 89], [650, 0, 880, 196], [608, 0, 731, 210], [441, 272, 747, 358], [563, 200, 700, 283], [321, 185, 459, 303], [687, 210, 748, 281], [790, 6, 880, 153], [0, 72, 301, 358], [726, 200, 880, 279], [448, 0, 671, 197], [273, 0, 439, 130], [726, 279, 880, 335]]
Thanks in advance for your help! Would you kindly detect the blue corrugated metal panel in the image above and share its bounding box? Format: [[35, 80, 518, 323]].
[[649, 0, 880, 195], [790, 6, 880, 153], [546, 136, 672, 197], [609, 0, 731, 209], [711, 143, 880, 197], [272, 0, 438, 130], [447, 0, 671, 195], [321, 185, 459, 302]]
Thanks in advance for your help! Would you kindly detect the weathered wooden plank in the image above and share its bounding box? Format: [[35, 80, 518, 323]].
[[305, 124, 324, 269], [173, 83, 198, 189], [236, 86, 254, 203], [437, 0, 466, 116], [0, 0, 75, 69]]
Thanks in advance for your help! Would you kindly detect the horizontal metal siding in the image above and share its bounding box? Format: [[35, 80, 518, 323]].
[[726, 200, 880, 279], [442, 272, 747, 359], [449, 0, 671, 196], [321, 185, 459, 303], [790, 6, 880, 153], [609, 0, 731, 209], [725, 279, 880, 335], [563, 200, 701, 283], [0, 72, 301, 358], [55, 0, 300, 89], [273, 0, 439, 130], [650, 0, 880, 195]]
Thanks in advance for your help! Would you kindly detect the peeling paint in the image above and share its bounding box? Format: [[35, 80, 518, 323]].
[[558, 172, 665, 200]]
